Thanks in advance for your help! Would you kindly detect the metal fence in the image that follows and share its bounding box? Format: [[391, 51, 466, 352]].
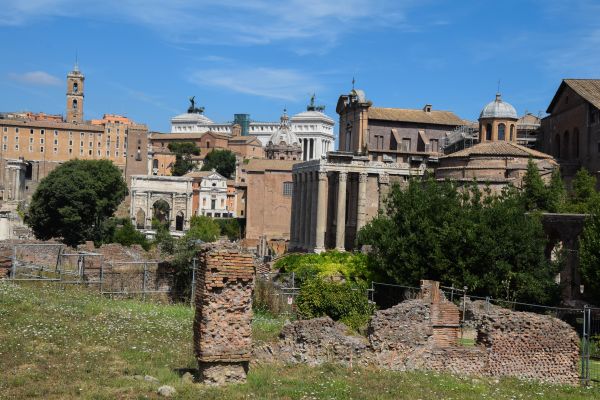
[[4, 243, 169, 299]]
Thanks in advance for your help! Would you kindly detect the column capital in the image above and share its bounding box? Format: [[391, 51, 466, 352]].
[[378, 173, 389, 184], [318, 171, 328, 181], [338, 171, 348, 182], [358, 172, 368, 183]]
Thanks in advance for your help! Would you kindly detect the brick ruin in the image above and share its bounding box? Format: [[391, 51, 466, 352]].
[[254, 280, 580, 385], [193, 246, 255, 385]]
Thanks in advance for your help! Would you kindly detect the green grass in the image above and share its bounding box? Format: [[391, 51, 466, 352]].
[[1, 281, 600, 399]]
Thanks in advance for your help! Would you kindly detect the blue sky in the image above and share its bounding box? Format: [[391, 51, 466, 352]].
[[1, 0, 599, 133]]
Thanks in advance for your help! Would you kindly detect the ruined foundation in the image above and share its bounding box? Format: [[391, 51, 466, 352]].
[[193, 247, 255, 385]]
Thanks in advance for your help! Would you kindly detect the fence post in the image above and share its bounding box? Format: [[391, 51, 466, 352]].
[[100, 262, 104, 294], [190, 258, 197, 308], [142, 262, 148, 301], [462, 286, 467, 323], [11, 245, 16, 279]]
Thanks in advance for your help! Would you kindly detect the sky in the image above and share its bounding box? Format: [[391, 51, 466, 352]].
[[1, 0, 599, 134]]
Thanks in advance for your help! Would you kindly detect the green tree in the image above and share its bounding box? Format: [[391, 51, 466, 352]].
[[201, 149, 236, 178], [547, 169, 567, 213], [357, 178, 558, 304], [112, 220, 150, 250], [215, 218, 240, 240], [187, 215, 220, 243], [168, 142, 200, 176], [579, 199, 600, 302], [521, 159, 550, 211], [566, 168, 599, 213], [26, 159, 127, 247], [154, 224, 175, 254]]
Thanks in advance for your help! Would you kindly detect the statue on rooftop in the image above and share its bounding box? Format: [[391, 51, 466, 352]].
[[188, 96, 205, 114]]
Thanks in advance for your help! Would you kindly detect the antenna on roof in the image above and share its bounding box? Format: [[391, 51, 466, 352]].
[[352, 77, 355, 90], [74, 50, 79, 72], [497, 79, 501, 94]]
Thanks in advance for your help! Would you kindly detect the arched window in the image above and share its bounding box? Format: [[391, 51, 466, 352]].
[[510, 125, 515, 141], [73, 82, 78, 93], [573, 128, 580, 158], [486, 123, 492, 141], [554, 134, 561, 159], [175, 212, 184, 231], [498, 123, 506, 141], [563, 130, 570, 160], [72, 99, 78, 109]]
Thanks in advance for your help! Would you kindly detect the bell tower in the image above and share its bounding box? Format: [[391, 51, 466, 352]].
[[66, 62, 84, 123]]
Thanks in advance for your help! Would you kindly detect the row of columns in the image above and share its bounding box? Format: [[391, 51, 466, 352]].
[[291, 169, 381, 253]]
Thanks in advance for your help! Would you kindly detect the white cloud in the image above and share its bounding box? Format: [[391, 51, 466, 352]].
[[189, 67, 320, 101], [8, 71, 61, 86], [0, 0, 420, 50]]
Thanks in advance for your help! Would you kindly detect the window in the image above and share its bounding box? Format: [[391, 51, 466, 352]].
[[54, 147, 58, 154], [54, 131, 58, 137], [2, 144, 6, 151], [69, 149, 73, 154], [89, 132, 93, 138], [106, 150, 110, 156], [402, 138, 411, 152], [80, 132, 84, 137], [80, 141, 84, 147], [30, 129, 34, 134], [15, 128, 19, 133], [510, 125, 515, 141], [283, 181, 293, 196], [72, 99, 78, 109], [430, 139, 439, 153], [15, 136, 19, 142], [69, 140, 73, 146], [80, 149, 84, 155], [28, 145, 32, 152], [40, 146, 44, 152], [89, 141, 93, 147], [88, 149, 92, 155], [54, 139, 58, 145], [211, 199, 216, 209], [29, 138, 33, 144], [73, 82, 78, 93], [40, 138, 44, 144], [486, 124, 492, 141], [115, 151, 119, 157], [2, 136, 6, 142], [203, 198, 206, 206], [2, 127, 6, 133], [498, 123, 506, 140]]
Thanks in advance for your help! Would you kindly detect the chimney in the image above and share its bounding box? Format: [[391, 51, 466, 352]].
[[424, 104, 432, 112]]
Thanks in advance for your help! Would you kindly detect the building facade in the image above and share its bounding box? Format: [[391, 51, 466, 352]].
[[539, 79, 600, 185], [0, 65, 149, 203], [436, 93, 557, 192], [291, 88, 459, 252], [186, 170, 232, 218], [169, 97, 334, 161]]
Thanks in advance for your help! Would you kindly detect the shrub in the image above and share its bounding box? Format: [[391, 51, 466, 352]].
[[275, 251, 371, 284], [112, 220, 150, 250], [296, 277, 374, 331]]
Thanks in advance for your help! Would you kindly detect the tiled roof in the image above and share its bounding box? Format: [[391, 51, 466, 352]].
[[443, 141, 555, 160], [547, 79, 600, 113], [150, 132, 203, 140], [0, 118, 104, 131], [369, 107, 464, 126], [229, 135, 261, 144]]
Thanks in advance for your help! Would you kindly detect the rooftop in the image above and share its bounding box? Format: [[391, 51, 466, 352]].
[[369, 107, 464, 126], [442, 141, 555, 160]]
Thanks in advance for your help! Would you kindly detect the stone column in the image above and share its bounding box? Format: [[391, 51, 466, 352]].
[[289, 174, 298, 248], [146, 192, 151, 229], [356, 172, 368, 232], [303, 172, 314, 249], [314, 171, 328, 253], [309, 171, 319, 250], [335, 171, 347, 251], [298, 173, 307, 250], [378, 173, 390, 209]]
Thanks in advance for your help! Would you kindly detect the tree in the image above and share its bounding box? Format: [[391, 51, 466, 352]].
[[112, 219, 150, 250], [566, 168, 599, 213], [215, 218, 240, 240], [201, 149, 236, 178], [187, 215, 221, 243], [521, 159, 550, 212], [357, 178, 559, 304], [168, 142, 200, 176], [547, 169, 567, 213], [579, 201, 600, 302], [26, 159, 127, 247]]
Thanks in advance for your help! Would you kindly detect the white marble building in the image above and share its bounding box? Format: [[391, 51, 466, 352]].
[[170, 97, 335, 161], [186, 170, 232, 218]]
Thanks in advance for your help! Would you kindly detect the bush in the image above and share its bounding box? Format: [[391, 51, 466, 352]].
[[215, 218, 240, 240], [296, 277, 374, 331], [112, 220, 150, 250], [188, 215, 220, 243], [275, 251, 371, 284]]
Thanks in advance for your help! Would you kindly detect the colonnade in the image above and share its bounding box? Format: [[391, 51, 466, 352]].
[[290, 169, 381, 253]]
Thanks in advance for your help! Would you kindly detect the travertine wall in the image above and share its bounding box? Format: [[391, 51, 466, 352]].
[[193, 247, 255, 385]]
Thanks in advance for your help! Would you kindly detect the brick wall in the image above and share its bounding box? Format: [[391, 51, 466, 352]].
[[193, 246, 255, 385]]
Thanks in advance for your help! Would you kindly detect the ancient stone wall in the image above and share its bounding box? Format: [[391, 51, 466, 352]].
[[255, 280, 580, 385], [193, 246, 255, 385]]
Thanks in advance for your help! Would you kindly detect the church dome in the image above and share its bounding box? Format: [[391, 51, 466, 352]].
[[479, 93, 518, 120], [268, 110, 300, 146]]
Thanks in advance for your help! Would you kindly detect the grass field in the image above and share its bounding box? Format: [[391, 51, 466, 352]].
[[1, 281, 600, 399]]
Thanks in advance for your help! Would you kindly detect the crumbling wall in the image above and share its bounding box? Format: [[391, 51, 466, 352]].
[[193, 247, 255, 385], [255, 280, 580, 385], [477, 307, 580, 384]]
